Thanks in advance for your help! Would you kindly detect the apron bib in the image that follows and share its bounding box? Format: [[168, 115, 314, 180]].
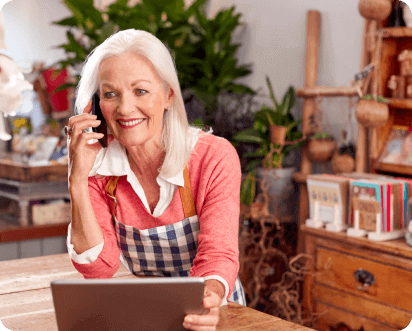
[[104, 167, 246, 306]]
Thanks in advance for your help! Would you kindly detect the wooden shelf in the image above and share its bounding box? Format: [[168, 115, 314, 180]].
[[0, 222, 69, 243], [388, 98, 412, 109], [296, 85, 358, 98], [380, 27, 412, 38]]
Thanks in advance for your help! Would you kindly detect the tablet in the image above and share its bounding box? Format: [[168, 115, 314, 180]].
[[51, 277, 206, 331]]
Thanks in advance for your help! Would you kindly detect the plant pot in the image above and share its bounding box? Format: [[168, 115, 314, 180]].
[[331, 153, 355, 174], [358, 0, 392, 21], [307, 138, 337, 163], [256, 167, 297, 220], [355, 99, 389, 128], [269, 125, 287, 147]]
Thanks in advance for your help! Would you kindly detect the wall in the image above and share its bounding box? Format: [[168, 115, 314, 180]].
[[2, 0, 364, 142], [209, 0, 364, 172]]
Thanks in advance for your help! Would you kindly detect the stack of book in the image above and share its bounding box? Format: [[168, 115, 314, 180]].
[[306, 173, 410, 241]]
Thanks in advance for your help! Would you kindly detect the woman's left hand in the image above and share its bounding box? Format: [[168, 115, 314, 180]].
[[183, 286, 222, 330]]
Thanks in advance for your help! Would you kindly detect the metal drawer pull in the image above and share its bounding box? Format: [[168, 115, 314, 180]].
[[354, 269, 375, 291]]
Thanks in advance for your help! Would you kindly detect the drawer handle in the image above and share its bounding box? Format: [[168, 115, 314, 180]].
[[354, 269, 375, 291]]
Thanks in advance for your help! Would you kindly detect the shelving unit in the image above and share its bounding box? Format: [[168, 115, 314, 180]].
[[367, 25, 412, 175]]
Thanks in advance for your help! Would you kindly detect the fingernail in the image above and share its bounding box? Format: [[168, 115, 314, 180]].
[[185, 317, 193, 323], [183, 322, 191, 329]]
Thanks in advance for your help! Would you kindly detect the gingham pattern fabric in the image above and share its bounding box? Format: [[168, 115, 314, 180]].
[[114, 214, 200, 277], [228, 275, 246, 306], [106, 174, 247, 306]]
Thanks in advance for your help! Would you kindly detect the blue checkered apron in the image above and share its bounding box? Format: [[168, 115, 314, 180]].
[[104, 167, 246, 306]]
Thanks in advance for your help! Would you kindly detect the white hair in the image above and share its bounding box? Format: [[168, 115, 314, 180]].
[[74, 29, 212, 179]]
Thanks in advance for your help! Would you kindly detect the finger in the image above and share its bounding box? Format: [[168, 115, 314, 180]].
[[82, 99, 93, 114], [184, 309, 219, 327], [70, 120, 102, 135], [203, 293, 221, 309], [68, 112, 97, 127]]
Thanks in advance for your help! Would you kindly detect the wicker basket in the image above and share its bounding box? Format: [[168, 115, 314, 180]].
[[307, 138, 337, 163], [269, 125, 287, 146], [358, 0, 392, 21], [331, 153, 355, 174], [355, 99, 389, 128]]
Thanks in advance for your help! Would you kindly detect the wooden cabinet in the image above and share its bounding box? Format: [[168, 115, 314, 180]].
[[373, 27, 412, 175], [301, 225, 412, 331]]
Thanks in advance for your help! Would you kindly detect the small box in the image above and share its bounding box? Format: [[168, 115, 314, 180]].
[[32, 201, 71, 225], [398, 50, 412, 76], [388, 75, 406, 98]]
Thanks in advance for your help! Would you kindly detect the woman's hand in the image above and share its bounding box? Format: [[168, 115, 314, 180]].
[[67, 99, 114, 185], [183, 286, 222, 331]]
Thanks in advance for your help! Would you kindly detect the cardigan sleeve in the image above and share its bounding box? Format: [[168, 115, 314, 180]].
[[189, 138, 241, 301], [68, 176, 121, 278]]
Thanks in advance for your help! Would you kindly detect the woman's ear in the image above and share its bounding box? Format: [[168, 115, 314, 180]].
[[166, 86, 175, 108]]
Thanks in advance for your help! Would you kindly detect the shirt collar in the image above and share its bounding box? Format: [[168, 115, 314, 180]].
[[90, 139, 185, 187]]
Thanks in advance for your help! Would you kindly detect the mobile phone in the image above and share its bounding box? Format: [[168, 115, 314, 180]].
[[91, 93, 108, 148]]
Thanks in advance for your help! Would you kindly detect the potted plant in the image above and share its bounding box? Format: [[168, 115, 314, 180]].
[[233, 77, 305, 219], [355, 94, 389, 128], [52, 0, 255, 128], [307, 131, 337, 163], [331, 131, 356, 174]]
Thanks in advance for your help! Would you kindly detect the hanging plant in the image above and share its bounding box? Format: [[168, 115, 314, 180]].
[[307, 132, 337, 163], [306, 97, 336, 163], [358, 0, 392, 21], [355, 94, 389, 128], [331, 132, 356, 174]]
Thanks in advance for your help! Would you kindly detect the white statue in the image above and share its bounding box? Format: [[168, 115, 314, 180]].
[[0, 11, 33, 141]]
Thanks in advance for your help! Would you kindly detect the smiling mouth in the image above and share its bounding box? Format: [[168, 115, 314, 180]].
[[117, 119, 145, 126]]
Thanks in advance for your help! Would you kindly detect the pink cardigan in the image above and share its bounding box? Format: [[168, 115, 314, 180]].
[[70, 134, 241, 299]]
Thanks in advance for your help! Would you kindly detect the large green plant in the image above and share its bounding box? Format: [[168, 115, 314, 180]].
[[232, 78, 304, 171], [53, 0, 255, 126]]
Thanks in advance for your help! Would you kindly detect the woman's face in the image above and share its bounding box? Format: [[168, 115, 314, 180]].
[[97, 51, 174, 148]]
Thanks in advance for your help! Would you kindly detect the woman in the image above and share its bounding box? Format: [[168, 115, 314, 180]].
[[66, 29, 246, 330]]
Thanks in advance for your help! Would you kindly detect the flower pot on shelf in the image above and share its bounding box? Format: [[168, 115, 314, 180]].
[[307, 138, 337, 163], [358, 0, 392, 21], [331, 153, 355, 174], [355, 99, 389, 128], [269, 125, 287, 147]]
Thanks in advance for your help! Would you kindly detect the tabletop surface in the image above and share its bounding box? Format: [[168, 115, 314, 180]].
[[0, 254, 314, 331]]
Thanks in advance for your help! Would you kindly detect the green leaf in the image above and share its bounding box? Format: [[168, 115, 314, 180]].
[[281, 86, 295, 115], [54, 82, 77, 93], [240, 172, 256, 206], [245, 159, 263, 173], [266, 76, 279, 110], [232, 128, 264, 144], [53, 16, 79, 27]]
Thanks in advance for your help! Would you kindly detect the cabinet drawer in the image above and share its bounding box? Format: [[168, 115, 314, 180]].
[[316, 302, 397, 331], [316, 247, 412, 313], [313, 284, 411, 330]]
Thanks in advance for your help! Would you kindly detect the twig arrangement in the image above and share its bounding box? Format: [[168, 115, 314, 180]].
[[239, 168, 329, 328]]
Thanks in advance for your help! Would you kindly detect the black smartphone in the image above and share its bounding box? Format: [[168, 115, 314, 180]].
[[91, 93, 108, 148]]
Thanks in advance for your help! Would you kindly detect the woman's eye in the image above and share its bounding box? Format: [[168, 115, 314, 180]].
[[103, 92, 115, 98], [136, 89, 147, 95]]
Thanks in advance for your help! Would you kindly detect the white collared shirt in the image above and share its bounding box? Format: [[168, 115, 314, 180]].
[[66, 127, 229, 304]]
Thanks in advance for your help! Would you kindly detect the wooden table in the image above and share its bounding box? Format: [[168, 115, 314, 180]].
[[0, 254, 314, 331]]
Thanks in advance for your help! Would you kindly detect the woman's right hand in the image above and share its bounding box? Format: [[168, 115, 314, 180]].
[[67, 99, 113, 185]]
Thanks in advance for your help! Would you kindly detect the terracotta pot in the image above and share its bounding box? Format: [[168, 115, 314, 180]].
[[307, 138, 337, 163], [355, 99, 389, 128], [269, 125, 287, 147], [331, 153, 356, 174], [358, 0, 392, 21]]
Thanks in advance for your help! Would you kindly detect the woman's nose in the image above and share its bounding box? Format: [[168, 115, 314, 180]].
[[117, 92, 137, 115]]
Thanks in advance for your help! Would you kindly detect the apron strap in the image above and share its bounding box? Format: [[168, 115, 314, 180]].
[[105, 176, 120, 216], [179, 167, 197, 218], [104, 166, 197, 218]]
